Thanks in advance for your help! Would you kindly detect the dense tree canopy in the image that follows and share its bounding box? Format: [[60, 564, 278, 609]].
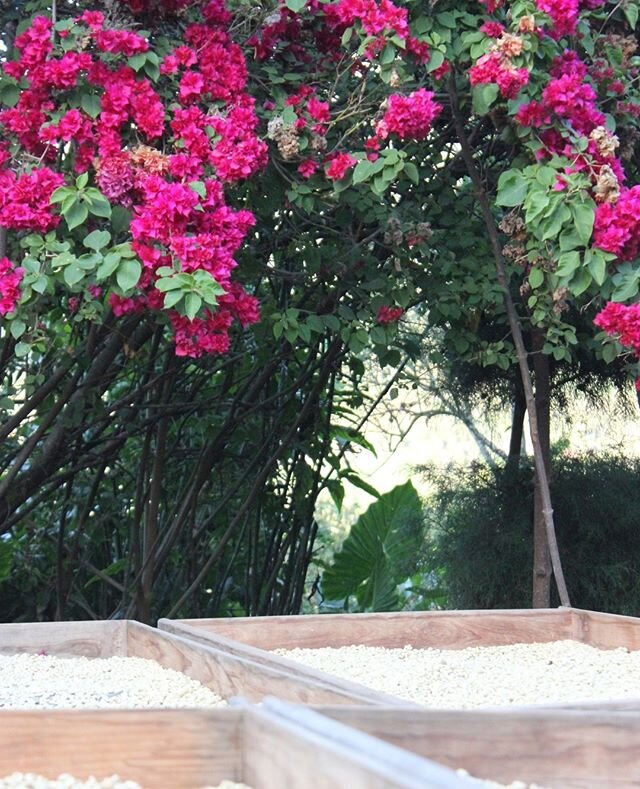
[[1, 0, 640, 618]]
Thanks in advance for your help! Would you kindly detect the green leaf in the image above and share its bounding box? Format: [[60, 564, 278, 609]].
[[10, 320, 26, 340], [529, 267, 544, 289], [624, 2, 638, 29], [75, 172, 89, 190], [497, 170, 527, 207], [116, 259, 141, 292], [570, 267, 592, 296], [65, 201, 89, 230], [50, 187, 75, 205], [189, 181, 207, 199], [342, 473, 380, 499], [184, 292, 202, 320], [571, 200, 595, 245], [155, 277, 183, 292], [556, 251, 580, 278], [285, 0, 307, 10], [81, 94, 102, 119], [163, 290, 183, 309], [352, 160, 375, 184], [0, 83, 20, 108], [96, 253, 121, 281], [63, 264, 84, 286], [326, 479, 345, 511], [83, 230, 111, 251], [87, 198, 112, 219], [322, 481, 424, 611], [128, 53, 147, 71], [585, 249, 607, 286], [472, 83, 499, 116], [403, 162, 420, 185]]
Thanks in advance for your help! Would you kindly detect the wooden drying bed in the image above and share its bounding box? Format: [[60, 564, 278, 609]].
[[158, 607, 640, 708], [0, 619, 390, 705]]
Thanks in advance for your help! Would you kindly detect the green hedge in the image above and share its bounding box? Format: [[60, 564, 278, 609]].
[[425, 454, 640, 615]]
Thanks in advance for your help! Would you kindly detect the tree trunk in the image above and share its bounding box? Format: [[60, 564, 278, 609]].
[[448, 76, 570, 607], [531, 329, 552, 607], [505, 376, 526, 475]]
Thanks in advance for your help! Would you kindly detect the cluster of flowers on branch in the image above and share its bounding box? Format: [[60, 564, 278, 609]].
[[0, 2, 265, 357]]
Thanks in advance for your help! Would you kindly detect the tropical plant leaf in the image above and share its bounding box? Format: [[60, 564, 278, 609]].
[[322, 480, 424, 611]]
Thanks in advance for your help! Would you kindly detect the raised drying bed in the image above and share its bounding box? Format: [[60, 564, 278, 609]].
[[312, 701, 640, 788], [0, 619, 393, 706], [158, 607, 640, 709], [0, 702, 474, 789]]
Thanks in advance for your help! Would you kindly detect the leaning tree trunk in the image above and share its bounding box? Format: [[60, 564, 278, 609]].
[[449, 76, 570, 608], [531, 328, 552, 607]]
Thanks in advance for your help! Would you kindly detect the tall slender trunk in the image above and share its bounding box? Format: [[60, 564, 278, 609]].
[[531, 328, 552, 607], [448, 76, 570, 607]]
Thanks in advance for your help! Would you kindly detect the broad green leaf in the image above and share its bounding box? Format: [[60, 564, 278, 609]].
[[155, 277, 183, 292], [81, 94, 102, 119], [88, 198, 112, 219], [322, 481, 424, 611], [529, 267, 544, 289], [285, 0, 307, 10], [96, 253, 121, 281], [352, 160, 375, 184], [128, 53, 147, 71], [10, 320, 26, 340], [163, 290, 183, 309], [63, 264, 84, 286], [497, 170, 527, 207], [83, 230, 111, 251], [64, 201, 89, 230], [0, 83, 20, 108], [571, 200, 595, 245], [116, 259, 141, 292]]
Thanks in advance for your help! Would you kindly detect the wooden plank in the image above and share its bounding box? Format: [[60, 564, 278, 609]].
[[0, 709, 242, 788], [124, 620, 394, 705], [317, 705, 640, 788], [0, 620, 126, 658], [572, 608, 640, 651], [241, 700, 475, 789], [160, 608, 575, 651]]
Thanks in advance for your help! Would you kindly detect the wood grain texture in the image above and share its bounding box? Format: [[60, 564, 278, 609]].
[[159, 608, 575, 651], [0, 709, 241, 788], [318, 705, 640, 788], [572, 608, 640, 651], [125, 620, 392, 705], [242, 700, 473, 789], [0, 620, 126, 658]]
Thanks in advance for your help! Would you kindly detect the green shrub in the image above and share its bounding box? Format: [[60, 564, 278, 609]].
[[425, 454, 640, 615]]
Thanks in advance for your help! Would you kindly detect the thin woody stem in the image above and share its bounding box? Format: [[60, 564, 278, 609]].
[[448, 75, 571, 608]]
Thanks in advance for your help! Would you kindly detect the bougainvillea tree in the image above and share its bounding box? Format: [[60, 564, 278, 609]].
[[1, 0, 639, 617]]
